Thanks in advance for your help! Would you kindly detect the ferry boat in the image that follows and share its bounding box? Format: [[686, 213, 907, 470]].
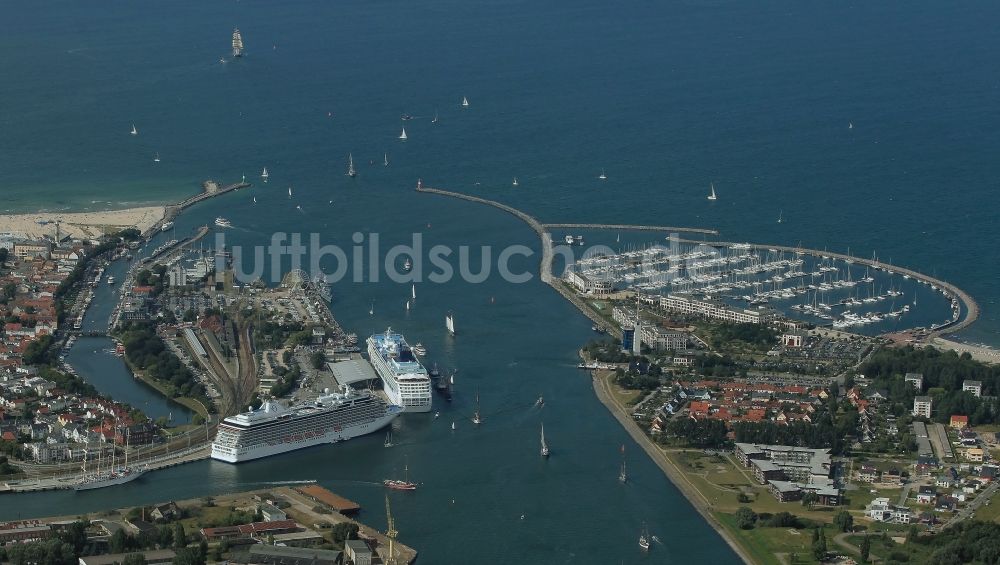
[[215, 217, 232, 228], [107, 276, 115, 285], [211, 386, 402, 463], [367, 328, 433, 413]]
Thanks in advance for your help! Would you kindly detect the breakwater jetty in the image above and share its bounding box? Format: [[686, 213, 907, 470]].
[[415, 183, 978, 339], [155, 180, 251, 233]]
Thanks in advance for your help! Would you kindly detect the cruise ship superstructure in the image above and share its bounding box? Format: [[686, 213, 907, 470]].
[[211, 386, 402, 463], [367, 328, 432, 413]]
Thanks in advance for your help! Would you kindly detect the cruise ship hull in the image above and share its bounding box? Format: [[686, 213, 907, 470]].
[[211, 408, 400, 464]]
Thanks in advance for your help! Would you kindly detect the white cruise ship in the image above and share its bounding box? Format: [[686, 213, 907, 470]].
[[367, 328, 433, 413], [211, 387, 402, 463]]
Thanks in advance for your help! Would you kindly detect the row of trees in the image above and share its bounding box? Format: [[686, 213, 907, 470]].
[[118, 321, 213, 410]]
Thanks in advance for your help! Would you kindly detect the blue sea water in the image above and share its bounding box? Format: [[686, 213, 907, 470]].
[[2, 1, 1000, 562]]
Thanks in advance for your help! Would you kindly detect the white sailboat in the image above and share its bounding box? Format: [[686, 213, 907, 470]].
[[777, 210, 783, 224], [369, 300, 375, 316], [598, 169, 607, 180], [399, 126, 408, 141], [639, 523, 650, 552], [540, 423, 550, 457], [411, 284, 416, 300], [619, 444, 627, 483], [472, 390, 482, 425], [512, 177, 519, 187], [707, 182, 717, 201], [461, 96, 469, 108], [261, 167, 269, 182], [451, 421, 456, 431], [130, 123, 138, 136], [347, 153, 357, 177], [446, 312, 456, 336], [287, 186, 292, 198], [405, 300, 410, 311], [232, 27, 244, 58], [384, 153, 390, 167], [153, 152, 160, 162], [432, 111, 439, 123], [849, 121, 854, 129], [252, 196, 257, 204]]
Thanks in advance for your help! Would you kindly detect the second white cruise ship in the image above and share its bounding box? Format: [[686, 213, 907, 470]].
[[211, 386, 402, 463], [367, 328, 432, 413]]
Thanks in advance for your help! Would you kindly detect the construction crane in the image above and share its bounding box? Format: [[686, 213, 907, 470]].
[[384, 495, 398, 565]]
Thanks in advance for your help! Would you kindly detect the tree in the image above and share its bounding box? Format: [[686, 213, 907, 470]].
[[173, 522, 186, 549], [735, 506, 757, 530], [310, 351, 326, 370], [110, 529, 130, 554], [801, 491, 819, 509], [812, 526, 827, 562], [860, 534, 871, 562], [158, 524, 174, 548], [834, 510, 854, 533]]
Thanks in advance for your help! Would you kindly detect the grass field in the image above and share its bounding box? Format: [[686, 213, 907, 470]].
[[716, 512, 817, 565]]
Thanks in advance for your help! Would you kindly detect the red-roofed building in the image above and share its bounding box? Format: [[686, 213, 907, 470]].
[[1, 431, 16, 442], [950, 415, 969, 430]]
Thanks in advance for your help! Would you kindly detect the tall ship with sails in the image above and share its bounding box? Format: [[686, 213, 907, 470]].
[[75, 431, 146, 491], [211, 386, 402, 463], [367, 328, 432, 413], [232, 28, 244, 58]]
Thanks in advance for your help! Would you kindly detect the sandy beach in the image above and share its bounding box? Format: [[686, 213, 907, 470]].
[[932, 336, 1000, 365], [0, 206, 166, 241]]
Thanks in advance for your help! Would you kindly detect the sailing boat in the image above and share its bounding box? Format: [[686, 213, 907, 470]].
[[261, 167, 269, 182], [384, 153, 390, 167], [451, 421, 456, 431], [252, 196, 257, 204], [347, 153, 357, 177], [639, 523, 650, 551], [540, 423, 550, 457], [472, 390, 482, 425], [849, 121, 854, 130], [384, 429, 394, 448], [383, 458, 417, 490], [512, 177, 519, 187], [130, 123, 138, 136], [287, 186, 292, 198], [369, 300, 375, 316], [598, 169, 607, 180], [399, 126, 408, 141], [411, 284, 416, 301], [619, 444, 628, 483], [707, 183, 717, 201], [432, 111, 439, 123], [153, 153, 160, 163], [232, 28, 244, 58], [445, 312, 456, 336], [405, 300, 410, 311], [777, 210, 783, 224], [461, 96, 470, 108]]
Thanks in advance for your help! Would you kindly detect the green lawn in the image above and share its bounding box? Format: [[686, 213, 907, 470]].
[[843, 532, 928, 563], [716, 512, 817, 565]]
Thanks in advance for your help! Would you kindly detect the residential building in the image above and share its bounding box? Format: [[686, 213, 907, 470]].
[[259, 503, 286, 522], [965, 448, 984, 463], [950, 415, 969, 430], [658, 294, 776, 324], [904, 373, 923, 391], [913, 396, 932, 418], [963, 380, 983, 397], [231, 546, 341, 565]]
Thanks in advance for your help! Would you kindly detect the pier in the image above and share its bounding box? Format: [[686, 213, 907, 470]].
[[154, 180, 251, 234], [415, 183, 978, 340]]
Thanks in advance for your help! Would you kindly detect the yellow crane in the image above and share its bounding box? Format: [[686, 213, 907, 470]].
[[384, 494, 398, 565]]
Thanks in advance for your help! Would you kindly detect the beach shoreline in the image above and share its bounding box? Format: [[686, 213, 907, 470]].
[[0, 206, 167, 241]]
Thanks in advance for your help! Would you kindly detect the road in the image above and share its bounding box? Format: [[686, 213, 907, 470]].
[[941, 480, 1000, 529]]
